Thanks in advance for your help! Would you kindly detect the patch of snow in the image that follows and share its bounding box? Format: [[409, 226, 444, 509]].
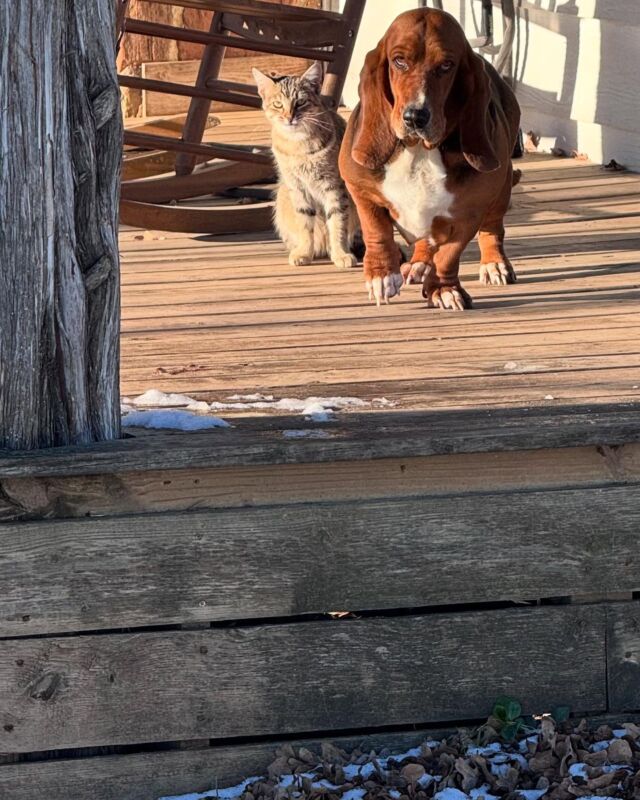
[[277, 774, 316, 789], [418, 774, 436, 788], [343, 762, 377, 780], [467, 743, 503, 757], [517, 791, 547, 800], [131, 389, 199, 407], [228, 393, 275, 402], [121, 403, 135, 414], [518, 736, 539, 754], [543, 394, 555, 400], [470, 786, 499, 800], [282, 429, 332, 439], [383, 747, 423, 765], [612, 729, 628, 738], [187, 400, 211, 413], [341, 790, 367, 800], [504, 361, 518, 370], [590, 740, 611, 752], [389, 792, 402, 799], [209, 395, 369, 418], [122, 410, 230, 431], [603, 764, 633, 773], [158, 776, 262, 800], [434, 789, 469, 800], [372, 397, 396, 407], [312, 780, 341, 790], [490, 763, 510, 778], [569, 763, 588, 779]]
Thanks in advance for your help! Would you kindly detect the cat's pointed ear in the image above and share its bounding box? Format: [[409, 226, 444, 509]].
[[352, 40, 396, 170], [252, 68, 275, 98], [301, 61, 324, 92]]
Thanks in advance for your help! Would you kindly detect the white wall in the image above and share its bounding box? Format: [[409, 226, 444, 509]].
[[342, 0, 640, 170], [341, 1, 417, 109]]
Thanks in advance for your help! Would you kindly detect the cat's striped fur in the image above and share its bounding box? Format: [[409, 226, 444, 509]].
[[252, 62, 360, 269]]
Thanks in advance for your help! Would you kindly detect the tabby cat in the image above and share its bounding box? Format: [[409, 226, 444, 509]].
[[252, 61, 359, 269]]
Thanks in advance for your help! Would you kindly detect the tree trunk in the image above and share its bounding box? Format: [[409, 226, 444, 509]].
[[0, 0, 122, 450]]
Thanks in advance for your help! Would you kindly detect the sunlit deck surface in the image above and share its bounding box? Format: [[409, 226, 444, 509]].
[[120, 111, 640, 419]]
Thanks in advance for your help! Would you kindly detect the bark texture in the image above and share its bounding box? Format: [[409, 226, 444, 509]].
[[0, 0, 122, 450]]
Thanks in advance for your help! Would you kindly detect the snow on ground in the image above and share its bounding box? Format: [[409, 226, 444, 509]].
[[121, 389, 395, 430], [156, 720, 640, 800], [121, 410, 230, 431]]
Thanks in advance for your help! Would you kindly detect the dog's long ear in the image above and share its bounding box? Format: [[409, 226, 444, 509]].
[[458, 50, 500, 173], [352, 40, 397, 170]]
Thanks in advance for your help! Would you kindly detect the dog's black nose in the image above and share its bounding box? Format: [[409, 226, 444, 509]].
[[403, 106, 431, 129]]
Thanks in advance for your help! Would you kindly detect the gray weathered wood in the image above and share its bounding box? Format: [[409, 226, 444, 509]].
[[0, 1, 121, 450], [0, 726, 464, 800], [607, 601, 640, 712], [0, 605, 606, 753], [1, 403, 639, 478], [0, 486, 639, 636], [3, 711, 640, 800]]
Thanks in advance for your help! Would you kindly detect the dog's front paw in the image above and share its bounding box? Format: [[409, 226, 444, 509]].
[[365, 272, 403, 306], [423, 281, 473, 310], [401, 260, 432, 285], [479, 261, 517, 286]]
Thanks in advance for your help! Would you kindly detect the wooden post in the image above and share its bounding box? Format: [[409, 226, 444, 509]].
[[0, 1, 122, 450]]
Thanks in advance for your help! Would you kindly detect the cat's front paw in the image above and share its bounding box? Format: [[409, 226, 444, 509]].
[[332, 252, 358, 269], [289, 249, 313, 266]]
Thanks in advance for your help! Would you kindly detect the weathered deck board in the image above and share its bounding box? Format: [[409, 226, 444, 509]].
[[0, 485, 639, 635], [607, 602, 640, 712], [0, 605, 606, 752], [1, 442, 639, 521], [1, 404, 639, 477]]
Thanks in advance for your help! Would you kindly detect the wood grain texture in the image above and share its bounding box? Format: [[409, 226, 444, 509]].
[[0, 485, 638, 635], [120, 160, 275, 202], [0, 605, 606, 752], [607, 601, 640, 712], [4, 712, 640, 800], [0, 725, 462, 800], [1, 403, 639, 478], [115, 137, 640, 414], [0, 1, 121, 450], [1, 443, 639, 521]]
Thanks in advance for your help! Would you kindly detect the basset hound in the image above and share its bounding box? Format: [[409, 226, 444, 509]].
[[339, 8, 521, 309]]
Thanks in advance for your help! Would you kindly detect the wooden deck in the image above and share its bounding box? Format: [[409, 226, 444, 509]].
[[1, 111, 640, 800], [120, 110, 640, 415]]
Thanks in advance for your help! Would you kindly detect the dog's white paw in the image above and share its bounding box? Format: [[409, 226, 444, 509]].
[[479, 261, 517, 286], [366, 273, 404, 306]]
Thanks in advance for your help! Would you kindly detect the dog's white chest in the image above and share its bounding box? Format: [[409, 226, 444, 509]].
[[382, 145, 453, 242]]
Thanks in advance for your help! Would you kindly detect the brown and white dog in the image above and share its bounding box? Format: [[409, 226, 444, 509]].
[[339, 8, 521, 308]]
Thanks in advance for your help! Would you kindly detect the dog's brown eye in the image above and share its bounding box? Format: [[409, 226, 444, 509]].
[[393, 56, 408, 71], [436, 60, 454, 75]]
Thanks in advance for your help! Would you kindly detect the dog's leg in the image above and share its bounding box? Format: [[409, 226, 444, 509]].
[[400, 237, 436, 285], [349, 192, 403, 306], [478, 168, 517, 286], [422, 219, 476, 311]]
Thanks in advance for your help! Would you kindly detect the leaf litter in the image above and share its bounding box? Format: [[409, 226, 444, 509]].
[[158, 717, 640, 800]]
